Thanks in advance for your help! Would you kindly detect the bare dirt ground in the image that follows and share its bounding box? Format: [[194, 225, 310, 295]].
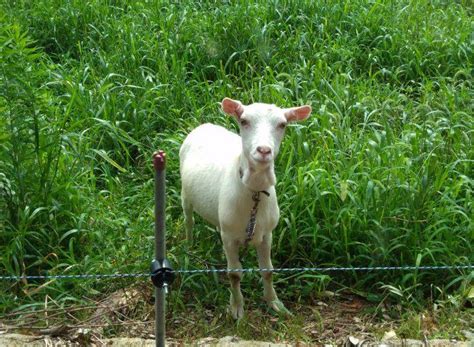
[[1, 285, 473, 346], [0, 334, 473, 346]]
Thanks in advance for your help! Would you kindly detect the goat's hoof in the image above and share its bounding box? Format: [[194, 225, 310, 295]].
[[228, 304, 244, 320], [268, 300, 292, 317]]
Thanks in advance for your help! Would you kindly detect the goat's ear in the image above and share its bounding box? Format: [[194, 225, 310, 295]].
[[284, 105, 312, 122], [222, 98, 244, 119]]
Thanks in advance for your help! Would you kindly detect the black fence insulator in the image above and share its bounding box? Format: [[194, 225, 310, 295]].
[[150, 259, 175, 291]]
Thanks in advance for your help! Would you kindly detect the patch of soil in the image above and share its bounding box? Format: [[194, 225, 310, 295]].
[[1, 285, 472, 346]]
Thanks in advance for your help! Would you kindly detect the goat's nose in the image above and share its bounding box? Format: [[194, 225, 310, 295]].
[[257, 146, 272, 155]]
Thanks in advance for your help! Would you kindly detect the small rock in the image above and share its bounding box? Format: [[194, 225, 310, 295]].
[[382, 330, 397, 341], [322, 290, 335, 297], [462, 330, 474, 340], [347, 336, 359, 345]]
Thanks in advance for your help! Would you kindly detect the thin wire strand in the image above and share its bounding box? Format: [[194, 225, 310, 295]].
[[0, 265, 472, 280]]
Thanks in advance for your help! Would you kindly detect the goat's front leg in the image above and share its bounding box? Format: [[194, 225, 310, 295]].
[[221, 233, 244, 319], [257, 233, 291, 315]]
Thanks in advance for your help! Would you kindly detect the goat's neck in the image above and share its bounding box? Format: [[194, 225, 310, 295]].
[[238, 154, 276, 193]]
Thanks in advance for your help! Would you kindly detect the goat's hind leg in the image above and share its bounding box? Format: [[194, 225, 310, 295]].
[[181, 189, 194, 244]]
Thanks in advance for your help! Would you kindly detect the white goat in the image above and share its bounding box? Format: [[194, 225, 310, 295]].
[[179, 97, 311, 319]]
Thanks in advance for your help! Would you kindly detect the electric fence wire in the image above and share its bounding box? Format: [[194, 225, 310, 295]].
[[1, 264, 473, 281]]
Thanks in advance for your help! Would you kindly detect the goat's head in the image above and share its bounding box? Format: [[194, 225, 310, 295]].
[[222, 98, 312, 167]]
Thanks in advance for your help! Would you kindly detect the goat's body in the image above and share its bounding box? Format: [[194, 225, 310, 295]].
[[179, 99, 310, 319], [180, 123, 279, 246]]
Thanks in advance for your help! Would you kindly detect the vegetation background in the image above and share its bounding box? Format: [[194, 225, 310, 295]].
[[0, 0, 472, 342]]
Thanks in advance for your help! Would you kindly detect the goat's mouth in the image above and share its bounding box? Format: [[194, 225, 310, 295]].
[[252, 154, 273, 164]]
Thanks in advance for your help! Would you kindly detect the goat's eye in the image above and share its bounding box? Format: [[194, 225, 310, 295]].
[[240, 119, 249, 127], [278, 122, 287, 129]]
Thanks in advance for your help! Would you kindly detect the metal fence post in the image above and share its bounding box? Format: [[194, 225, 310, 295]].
[[151, 150, 174, 347]]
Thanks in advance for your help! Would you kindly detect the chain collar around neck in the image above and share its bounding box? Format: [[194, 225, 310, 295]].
[[239, 167, 270, 248]]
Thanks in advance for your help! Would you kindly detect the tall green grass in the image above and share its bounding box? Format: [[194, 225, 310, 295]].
[[1, 0, 472, 316]]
